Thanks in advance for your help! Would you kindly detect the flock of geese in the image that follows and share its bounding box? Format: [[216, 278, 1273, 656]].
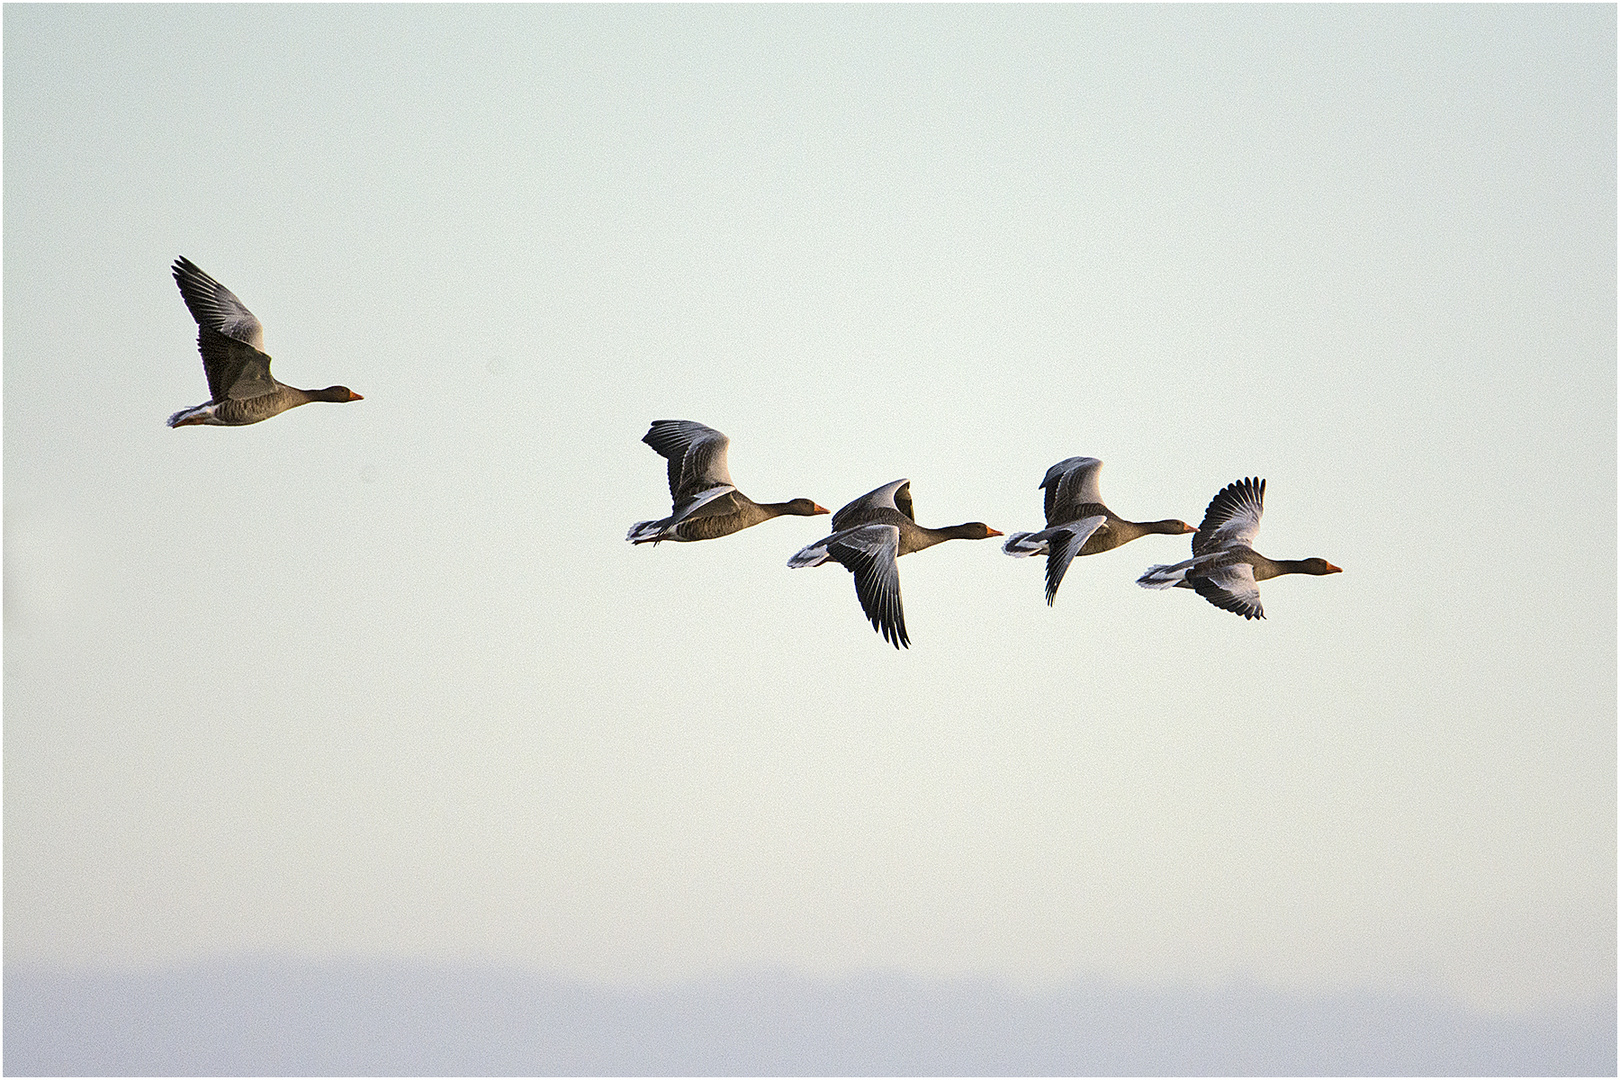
[[166, 256, 1342, 648], [627, 421, 1341, 646]]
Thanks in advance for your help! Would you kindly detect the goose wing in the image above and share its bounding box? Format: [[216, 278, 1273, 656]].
[[1041, 457, 1103, 525], [1193, 477, 1265, 555], [823, 523, 908, 649], [196, 327, 279, 402], [833, 478, 912, 532], [1042, 514, 1107, 605], [642, 420, 736, 503], [1189, 559, 1265, 619], [668, 485, 742, 527], [173, 257, 279, 401], [172, 257, 266, 351]]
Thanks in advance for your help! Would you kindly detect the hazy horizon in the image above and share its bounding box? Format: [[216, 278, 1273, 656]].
[[7, 957, 1614, 1075]]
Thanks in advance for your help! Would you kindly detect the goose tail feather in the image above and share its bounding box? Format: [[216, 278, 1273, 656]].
[[1002, 530, 1049, 557], [167, 403, 217, 428], [627, 518, 671, 544], [1137, 560, 1192, 589], [787, 538, 833, 569]]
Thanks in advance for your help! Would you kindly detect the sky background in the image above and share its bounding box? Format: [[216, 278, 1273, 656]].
[[4, 4, 1614, 1070]]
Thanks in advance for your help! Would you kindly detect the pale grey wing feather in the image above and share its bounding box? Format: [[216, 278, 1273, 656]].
[[198, 326, 279, 402], [1043, 514, 1106, 605], [172, 257, 266, 350], [1042, 457, 1103, 525], [642, 420, 735, 502], [825, 523, 908, 649], [1189, 560, 1264, 619], [833, 478, 911, 531], [668, 485, 740, 526], [1194, 477, 1265, 555], [676, 432, 735, 497]]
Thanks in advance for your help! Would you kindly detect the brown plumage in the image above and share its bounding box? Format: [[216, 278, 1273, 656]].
[[1003, 457, 1195, 604], [167, 257, 362, 427], [627, 420, 828, 544], [789, 479, 1002, 648], [1138, 477, 1342, 619]]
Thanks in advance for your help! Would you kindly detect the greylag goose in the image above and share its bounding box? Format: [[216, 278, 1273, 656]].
[[167, 257, 362, 427], [1003, 456, 1196, 604], [628, 420, 828, 544], [787, 478, 1002, 649], [1137, 477, 1341, 619]]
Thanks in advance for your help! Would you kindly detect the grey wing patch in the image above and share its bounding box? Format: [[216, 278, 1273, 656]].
[[826, 523, 908, 649], [669, 485, 740, 526], [1043, 514, 1106, 605], [1189, 560, 1264, 619], [1194, 477, 1265, 555], [1042, 457, 1103, 525], [172, 257, 266, 351], [833, 478, 911, 531], [642, 420, 735, 501], [679, 438, 735, 498], [198, 327, 278, 401]]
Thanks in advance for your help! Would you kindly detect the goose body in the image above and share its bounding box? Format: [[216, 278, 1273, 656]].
[[628, 420, 828, 544], [788, 478, 1001, 649], [1137, 477, 1341, 619], [1003, 456, 1195, 604], [167, 257, 362, 427]]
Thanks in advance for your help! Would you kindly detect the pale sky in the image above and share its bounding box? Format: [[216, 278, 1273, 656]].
[[5, 1, 1613, 1033]]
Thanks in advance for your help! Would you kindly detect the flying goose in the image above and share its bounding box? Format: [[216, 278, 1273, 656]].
[[167, 257, 362, 427], [628, 420, 828, 544], [1137, 477, 1341, 619], [1003, 456, 1196, 604], [788, 478, 1001, 649]]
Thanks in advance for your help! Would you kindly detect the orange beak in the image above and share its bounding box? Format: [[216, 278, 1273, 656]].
[[1325, 562, 1343, 574], [348, 391, 365, 401], [985, 527, 1004, 537]]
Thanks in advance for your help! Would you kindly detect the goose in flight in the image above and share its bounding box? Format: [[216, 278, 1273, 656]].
[[1137, 477, 1341, 619], [167, 257, 362, 427], [1003, 456, 1195, 604], [628, 420, 828, 544], [788, 478, 1001, 649]]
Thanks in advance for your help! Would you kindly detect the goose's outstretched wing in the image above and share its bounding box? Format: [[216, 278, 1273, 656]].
[[642, 420, 736, 503], [1041, 457, 1104, 525], [1040, 515, 1107, 605], [832, 478, 913, 532], [1194, 477, 1264, 555], [172, 257, 278, 402], [789, 522, 908, 649], [172, 257, 266, 350], [1188, 560, 1265, 620]]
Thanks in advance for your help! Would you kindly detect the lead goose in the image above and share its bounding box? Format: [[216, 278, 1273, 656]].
[[1137, 477, 1341, 619], [788, 479, 1001, 649], [167, 257, 362, 427], [628, 420, 828, 544], [1003, 456, 1195, 604]]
